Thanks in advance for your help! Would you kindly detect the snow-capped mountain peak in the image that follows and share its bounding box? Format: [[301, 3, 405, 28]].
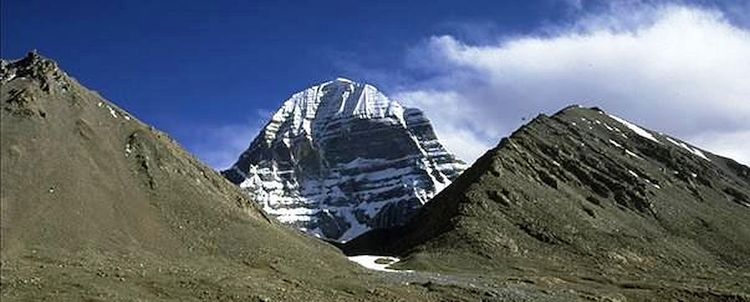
[[223, 79, 465, 242]]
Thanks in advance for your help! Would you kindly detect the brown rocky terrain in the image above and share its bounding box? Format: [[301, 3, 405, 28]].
[[344, 106, 750, 301], [0, 52, 453, 301]]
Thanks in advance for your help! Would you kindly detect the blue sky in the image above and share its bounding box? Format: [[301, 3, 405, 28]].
[[3, 0, 749, 167]]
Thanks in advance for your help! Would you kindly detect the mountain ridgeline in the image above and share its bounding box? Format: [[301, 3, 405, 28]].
[[3, 52, 749, 301], [344, 106, 750, 299], [222, 79, 465, 242]]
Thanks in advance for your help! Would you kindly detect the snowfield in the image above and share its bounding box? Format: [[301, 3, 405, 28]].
[[347, 255, 412, 273]]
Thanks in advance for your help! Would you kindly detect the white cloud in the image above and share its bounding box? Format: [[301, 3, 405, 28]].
[[395, 90, 499, 161], [394, 4, 750, 165], [689, 130, 750, 166]]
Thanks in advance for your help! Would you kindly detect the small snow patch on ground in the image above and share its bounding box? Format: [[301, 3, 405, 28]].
[[347, 255, 412, 273], [665, 137, 710, 161], [625, 149, 642, 159], [608, 139, 622, 148], [628, 170, 661, 189], [608, 114, 659, 143], [106, 106, 118, 118]]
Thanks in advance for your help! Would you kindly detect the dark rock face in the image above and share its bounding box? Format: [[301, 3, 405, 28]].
[[343, 106, 750, 297], [223, 79, 465, 242]]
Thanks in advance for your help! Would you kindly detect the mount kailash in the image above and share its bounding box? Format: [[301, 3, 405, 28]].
[[222, 78, 465, 242]]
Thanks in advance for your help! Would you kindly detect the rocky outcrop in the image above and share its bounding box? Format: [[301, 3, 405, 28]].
[[223, 78, 464, 242]]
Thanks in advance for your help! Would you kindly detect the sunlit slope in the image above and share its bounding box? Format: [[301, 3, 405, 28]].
[[0, 52, 436, 301], [345, 106, 750, 300]]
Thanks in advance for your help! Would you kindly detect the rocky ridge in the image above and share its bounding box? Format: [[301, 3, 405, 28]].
[[343, 106, 750, 300]]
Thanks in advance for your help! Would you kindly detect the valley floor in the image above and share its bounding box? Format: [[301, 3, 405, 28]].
[[347, 254, 750, 302]]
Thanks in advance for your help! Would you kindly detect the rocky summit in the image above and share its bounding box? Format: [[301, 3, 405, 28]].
[[223, 78, 465, 242], [344, 106, 750, 300]]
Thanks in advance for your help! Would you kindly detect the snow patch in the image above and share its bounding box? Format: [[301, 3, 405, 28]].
[[608, 139, 623, 148], [2, 70, 17, 82], [625, 149, 642, 159], [347, 255, 412, 272], [629, 170, 661, 189], [665, 137, 710, 161], [608, 114, 659, 143], [266, 206, 316, 223], [106, 105, 118, 118]]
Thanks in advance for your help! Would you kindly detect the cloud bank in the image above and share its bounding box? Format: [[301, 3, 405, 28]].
[[394, 3, 750, 165]]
